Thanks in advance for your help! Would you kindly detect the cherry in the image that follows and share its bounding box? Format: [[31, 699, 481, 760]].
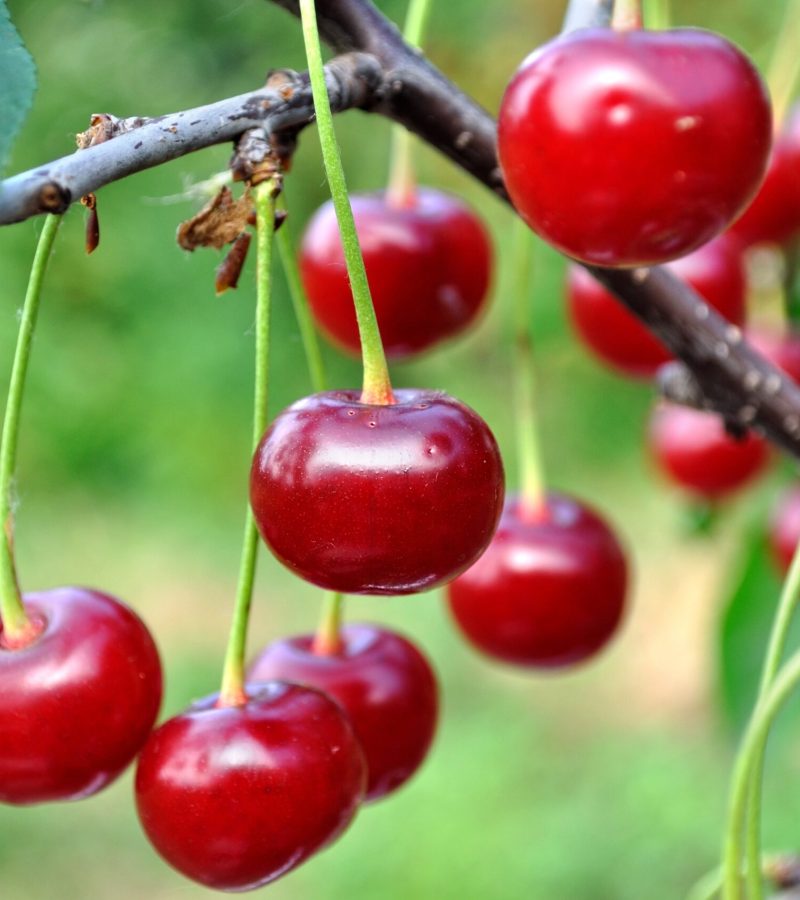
[[248, 624, 438, 802], [135, 682, 366, 891], [299, 189, 492, 359], [770, 485, 800, 574], [731, 105, 800, 248], [0, 586, 162, 805], [446, 493, 627, 668], [498, 27, 772, 267], [567, 237, 746, 378], [648, 403, 770, 498], [250, 389, 505, 595], [747, 327, 800, 385]]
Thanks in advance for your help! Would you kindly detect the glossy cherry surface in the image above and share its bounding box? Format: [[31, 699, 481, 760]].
[[648, 403, 770, 498], [250, 389, 505, 595], [299, 189, 492, 358], [770, 486, 800, 574], [747, 327, 800, 385], [135, 682, 366, 892], [249, 624, 438, 801], [731, 105, 800, 247], [447, 494, 627, 668], [0, 586, 162, 805], [498, 28, 772, 267], [567, 237, 746, 378]]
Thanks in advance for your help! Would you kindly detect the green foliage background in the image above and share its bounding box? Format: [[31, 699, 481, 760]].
[[1, 1, 799, 898]]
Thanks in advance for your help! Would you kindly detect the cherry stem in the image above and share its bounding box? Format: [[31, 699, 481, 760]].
[[510, 219, 547, 521], [275, 204, 327, 393], [0, 213, 62, 643], [644, 0, 670, 29], [299, 0, 394, 406], [218, 179, 278, 708], [766, 0, 800, 128], [386, 0, 433, 208], [611, 0, 643, 30], [312, 591, 345, 655]]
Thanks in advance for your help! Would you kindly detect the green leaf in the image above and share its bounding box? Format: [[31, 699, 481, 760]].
[[0, 1, 36, 173]]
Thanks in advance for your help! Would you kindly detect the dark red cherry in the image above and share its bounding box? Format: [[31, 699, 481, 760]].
[[747, 327, 800, 385], [299, 189, 492, 358], [135, 682, 366, 892], [248, 624, 438, 802], [648, 403, 770, 498], [446, 493, 627, 668], [249, 389, 505, 595], [731, 105, 800, 247], [498, 28, 771, 266], [769, 485, 800, 573], [0, 586, 162, 805], [567, 237, 746, 378]]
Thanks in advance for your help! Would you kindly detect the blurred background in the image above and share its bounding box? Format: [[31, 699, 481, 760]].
[[1, 0, 799, 897]]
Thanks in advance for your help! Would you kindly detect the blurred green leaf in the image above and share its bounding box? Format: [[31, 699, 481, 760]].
[[0, 1, 36, 173]]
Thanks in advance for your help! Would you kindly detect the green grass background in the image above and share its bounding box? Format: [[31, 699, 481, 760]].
[[1, 1, 799, 897]]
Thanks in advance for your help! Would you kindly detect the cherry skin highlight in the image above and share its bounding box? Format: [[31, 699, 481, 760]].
[[135, 682, 366, 892], [446, 494, 628, 668], [250, 389, 505, 595], [0, 586, 162, 805], [248, 624, 438, 801], [770, 485, 800, 574], [299, 189, 492, 359], [567, 237, 746, 378], [498, 28, 771, 267], [648, 403, 770, 499]]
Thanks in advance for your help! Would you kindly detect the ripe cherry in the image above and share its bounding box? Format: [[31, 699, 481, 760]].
[[648, 403, 770, 498], [135, 682, 366, 892], [498, 28, 771, 266], [0, 586, 162, 805], [747, 327, 800, 385], [299, 189, 492, 358], [446, 493, 627, 668], [567, 237, 746, 378], [250, 389, 505, 595], [249, 624, 438, 802], [769, 485, 800, 574]]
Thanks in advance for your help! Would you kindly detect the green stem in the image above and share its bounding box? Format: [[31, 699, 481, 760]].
[[299, 0, 394, 405], [511, 220, 547, 520], [686, 867, 722, 900], [275, 217, 327, 393], [312, 591, 345, 655], [611, 0, 643, 30], [218, 180, 277, 707], [0, 214, 62, 645], [386, 0, 433, 207], [644, 0, 670, 29], [766, 0, 800, 128]]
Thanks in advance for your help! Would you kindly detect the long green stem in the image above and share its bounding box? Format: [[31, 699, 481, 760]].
[[766, 0, 800, 128], [0, 214, 62, 645], [299, 0, 393, 405], [611, 0, 643, 30], [511, 220, 546, 520], [644, 0, 670, 29], [312, 591, 345, 655], [218, 180, 277, 707], [386, 0, 433, 207]]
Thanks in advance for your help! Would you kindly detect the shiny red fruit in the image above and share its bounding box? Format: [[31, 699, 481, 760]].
[[447, 494, 628, 668], [648, 403, 770, 498], [135, 682, 366, 892], [770, 486, 800, 573], [250, 389, 505, 595], [249, 624, 438, 802], [299, 189, 492, 358], [0, 586, 162, 805], [731, 106, 800, 247], [498, 28, 771, 267], [567, 237, 746, 378], [747, 327, 800, 384]]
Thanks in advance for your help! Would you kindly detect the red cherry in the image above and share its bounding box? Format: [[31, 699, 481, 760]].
[[731, 105, 800, 247], [498, 28, 771, 267], [648, 403, 770, 498], [250, 389, 505, 595], [248, 624, 438, 802], [135, 682, 366, 891], [299, 189, 492, 359], [446, 493, 627, 668], [747, 327, 800, 384], [769, 485, 800, 573], [567, 237, 746, 378], [0, 586, 162, 805]]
